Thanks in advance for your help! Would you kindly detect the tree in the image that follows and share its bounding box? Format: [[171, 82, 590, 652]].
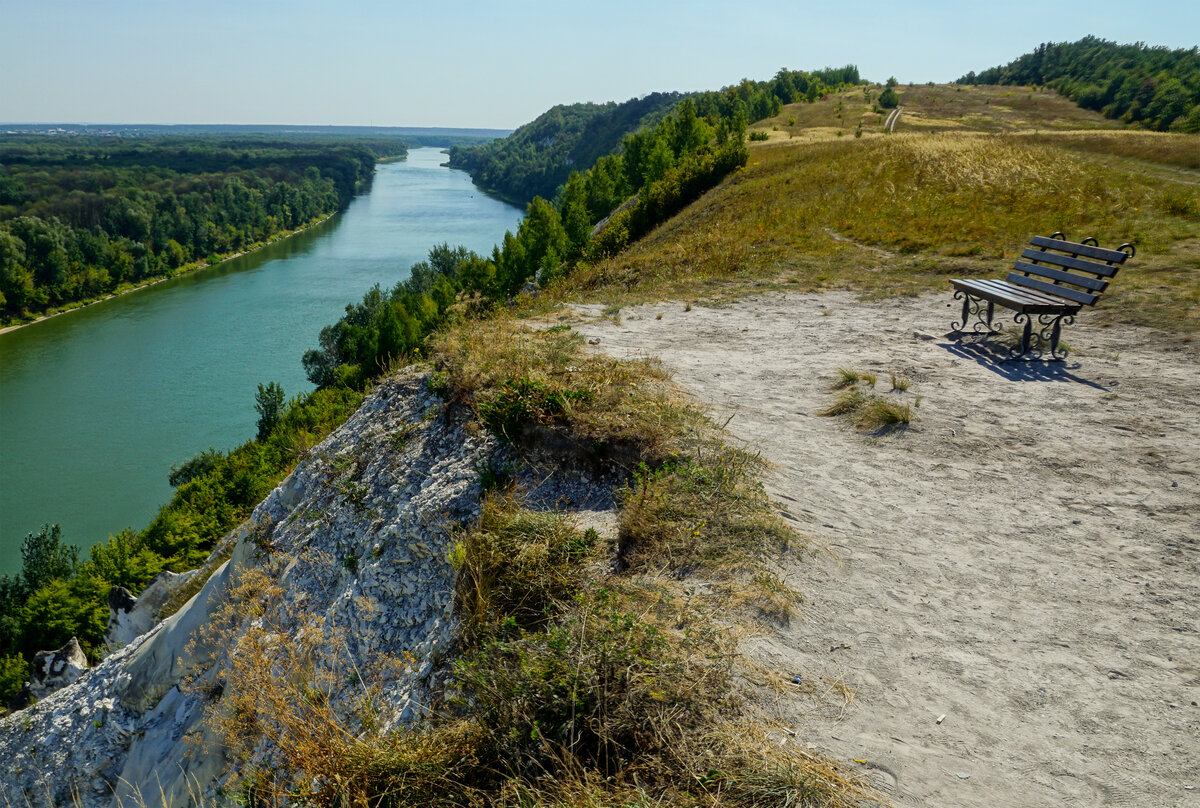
[[880, 78, 900, 109], [21, 524, 77, 594], [255, 382, 286, 440]]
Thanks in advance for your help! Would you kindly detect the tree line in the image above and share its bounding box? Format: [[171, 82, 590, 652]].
[[0, 137, 405, 321], [959, 36, 1200, 133]]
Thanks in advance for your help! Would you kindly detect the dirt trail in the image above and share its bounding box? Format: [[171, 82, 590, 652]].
[[567, 292, 1199, 808]]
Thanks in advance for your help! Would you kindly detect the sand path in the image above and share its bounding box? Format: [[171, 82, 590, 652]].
[[567, 292, 1199, 808]]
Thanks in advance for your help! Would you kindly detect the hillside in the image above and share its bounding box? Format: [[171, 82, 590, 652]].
[[2, 77, 1198, 808], [959, 36, 1200, 132], [446, 93, 684, 205], [560, 84, 1199, 335]]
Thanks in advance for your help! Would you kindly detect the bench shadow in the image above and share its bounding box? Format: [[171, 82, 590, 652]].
[[939, 336, 1111, 390]]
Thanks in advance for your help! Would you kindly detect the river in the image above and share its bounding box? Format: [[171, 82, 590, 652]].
[[0, 148, 521, 575]]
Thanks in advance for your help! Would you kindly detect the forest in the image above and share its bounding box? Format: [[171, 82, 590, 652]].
[[0, 136, 405, 322], [960, 36, 1200, 132], [445, 93, 685, 205], [448, 66, 863, 205], [0, 66, 863, 705]]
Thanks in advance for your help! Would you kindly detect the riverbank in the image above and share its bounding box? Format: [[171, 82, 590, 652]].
[[0, 214, 337, 338], [0, 150, 521, 578]]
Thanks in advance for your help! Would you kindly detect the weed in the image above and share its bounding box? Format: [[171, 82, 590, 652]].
[[426, 369, 451, 398], [477, 377, 593, 442], [475, 457, 516, 493], [819, 387, 870, 416], [452, 494, 596, 638], [430, 319, 693, 467], [337, 480, 371, 515], [853, 397, 914, 429], [830, 367, 860, 389], [389, 421, 417, 451], [618, 447, 795, 582], [821, 370, 916, 431]]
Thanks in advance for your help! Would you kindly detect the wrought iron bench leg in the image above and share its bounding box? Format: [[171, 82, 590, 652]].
[[951, 291, 1001, 336], [1005, 312, 1074, 361]]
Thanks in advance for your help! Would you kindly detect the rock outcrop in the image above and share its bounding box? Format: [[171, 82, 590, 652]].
[[104, 570, 196, 652], [0, 370, 498, 807], [6, 637, 90, 711]]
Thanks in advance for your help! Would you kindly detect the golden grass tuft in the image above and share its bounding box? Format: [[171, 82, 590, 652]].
[[820, 370, 916, 432]]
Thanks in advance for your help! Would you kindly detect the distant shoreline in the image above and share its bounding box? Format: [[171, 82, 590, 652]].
[[0, 213, 336, 337]]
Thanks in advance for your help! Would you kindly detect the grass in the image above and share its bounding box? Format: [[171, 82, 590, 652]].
[[549, 103, 1198, 336], [748, 84, 1122, 145], [429, 317, 700, 468], [819, 370, 916, 432]]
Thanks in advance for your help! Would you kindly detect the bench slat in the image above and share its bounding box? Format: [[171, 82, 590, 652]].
[[1006, 273, 1099, 306], [1013, 260, 1109, 292], [1029, 236, 1130, 264], [952, 278, 1080, 312], [969, 279, 1058, 306], [1019, 248, 1120, 278]]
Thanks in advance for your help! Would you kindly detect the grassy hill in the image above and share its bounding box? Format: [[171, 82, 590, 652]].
[[751, 83, 1125, 139], [556, 84, 1199, 336]]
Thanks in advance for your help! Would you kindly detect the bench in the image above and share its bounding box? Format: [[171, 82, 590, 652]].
[[949, 233, 1135, 360]]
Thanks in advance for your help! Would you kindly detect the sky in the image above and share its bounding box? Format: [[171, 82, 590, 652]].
[[1, 0, 1197, 129]]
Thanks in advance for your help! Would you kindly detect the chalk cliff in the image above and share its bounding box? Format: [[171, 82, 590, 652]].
[[0, 370, 497, 806]]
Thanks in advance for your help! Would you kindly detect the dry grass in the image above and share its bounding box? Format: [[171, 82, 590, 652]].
[[819, 371, 916, 432], [750, 84, 1121, 144], [550, 129, 1199, 334], [430, 317, 703, 468], [1018, 129, 1200, 170], [181, 491, 874, 808], [617, 441, 796, 581]]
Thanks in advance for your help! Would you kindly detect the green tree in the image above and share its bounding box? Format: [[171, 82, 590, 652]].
[[255, 382, 286, 440], [21, 524, 77, 594], [0, 654, 28, 700]]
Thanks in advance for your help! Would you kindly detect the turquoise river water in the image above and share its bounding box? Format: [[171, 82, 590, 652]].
[[0, 148, 520, 575]]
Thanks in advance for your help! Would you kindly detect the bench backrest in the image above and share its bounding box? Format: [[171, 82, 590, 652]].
[[1006, 234, 1135, 307]]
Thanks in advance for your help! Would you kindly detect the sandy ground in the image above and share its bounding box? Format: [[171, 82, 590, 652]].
[[566, 292, 1199, 808]]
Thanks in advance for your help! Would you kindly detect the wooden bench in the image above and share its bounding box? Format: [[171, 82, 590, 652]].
[[949, 233, 1135, 360]]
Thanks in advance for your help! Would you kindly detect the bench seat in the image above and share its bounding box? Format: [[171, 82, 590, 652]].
[[948, 234, 1133, 361], [949, 278, 1082, 315]]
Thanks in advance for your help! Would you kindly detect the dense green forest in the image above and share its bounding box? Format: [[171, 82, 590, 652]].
[[446, 93, 685, 205], [0, 136, 405, 322], [959, 36, 1200, 132], [0, 65, 860, 706], [449, 66, 864, 205]]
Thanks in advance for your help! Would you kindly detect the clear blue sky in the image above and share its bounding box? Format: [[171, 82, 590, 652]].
[[1, 0, 1196, 129]]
